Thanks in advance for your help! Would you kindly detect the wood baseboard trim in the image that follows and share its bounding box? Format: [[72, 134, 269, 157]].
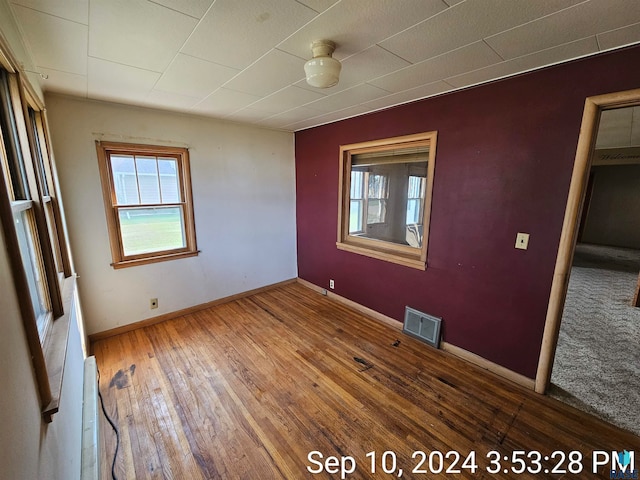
[[296, 278, 402, 330], [440, 342, 535, 390], [297, 277, 535, 391], [89, 278, 298, 343]]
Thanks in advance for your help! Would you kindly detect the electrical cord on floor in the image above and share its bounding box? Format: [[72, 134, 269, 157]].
[[97, 368, 120, 480]]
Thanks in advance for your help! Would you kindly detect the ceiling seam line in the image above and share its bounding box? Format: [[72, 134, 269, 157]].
[[482, 39, 505, 62]]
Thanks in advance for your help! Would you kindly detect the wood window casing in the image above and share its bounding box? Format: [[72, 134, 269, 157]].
[[337, 132, 437, 270], [96, 141, 198, 269]]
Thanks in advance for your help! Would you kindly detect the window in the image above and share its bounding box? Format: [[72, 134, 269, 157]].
[[28, 107, 68, 285], [337, 131, 437, 270], [96, 141, 198, 268], [0, 69, 54, 339], [0, 64, 72, 419]]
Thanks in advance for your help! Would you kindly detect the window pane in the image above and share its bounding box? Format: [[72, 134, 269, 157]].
[[0, 70, 29, 200], [350, 170, 364, 199], [111, 155, 139, 205], [14, 208, 48, 326], [118, 206, 185, 256], [44, 201, 64, 274], [348, 161, 427, 245], [406, 176, 426, 224], [158, 158, 179, 203], [406, 199, 419, 224], [29, 109, 49, 196], [367, 174, 388, 224], [136, 156, 161, 204], [367, 199, 387, 224], [349, 199, 362, 233]]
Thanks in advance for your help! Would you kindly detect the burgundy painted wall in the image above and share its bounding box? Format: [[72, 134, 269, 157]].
[[295, 45, 640, 379]]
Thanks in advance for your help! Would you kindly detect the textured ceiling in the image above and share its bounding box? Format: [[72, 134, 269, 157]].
[[8, 0, 640, 131]]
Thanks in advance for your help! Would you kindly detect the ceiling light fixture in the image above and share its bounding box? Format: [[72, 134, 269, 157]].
[[304, 40, 341, 88]]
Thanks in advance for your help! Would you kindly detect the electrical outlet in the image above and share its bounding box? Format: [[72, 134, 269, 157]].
[[515, 232, 530, 250], [150, 298, 158, 309], [329, 279, 335, 289]]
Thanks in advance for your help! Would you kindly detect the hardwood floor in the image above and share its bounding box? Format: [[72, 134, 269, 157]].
[[93, 282, 639, 479]]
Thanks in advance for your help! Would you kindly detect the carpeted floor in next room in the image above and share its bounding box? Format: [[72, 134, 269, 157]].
[[550, 243, 640, 437]]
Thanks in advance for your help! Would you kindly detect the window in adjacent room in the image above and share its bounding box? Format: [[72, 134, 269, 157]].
[[96, 141, 198, 268], [337, 131, 437, 270]]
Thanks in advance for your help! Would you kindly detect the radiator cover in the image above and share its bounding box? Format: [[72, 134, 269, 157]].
[[403, 306, 442, 348]]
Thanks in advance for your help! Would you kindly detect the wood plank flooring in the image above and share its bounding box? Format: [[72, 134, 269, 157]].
[[93, 282, 640, 479]]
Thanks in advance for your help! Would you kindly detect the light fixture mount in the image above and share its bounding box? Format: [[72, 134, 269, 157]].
[[304, 39, 341, 89]]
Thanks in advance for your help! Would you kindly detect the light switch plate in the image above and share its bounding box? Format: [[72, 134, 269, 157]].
[[515, 232, 530, 250]]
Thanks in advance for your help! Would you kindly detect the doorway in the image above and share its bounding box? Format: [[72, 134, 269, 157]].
[[535, 89, 640, 428], [548, 104, 640, 436]]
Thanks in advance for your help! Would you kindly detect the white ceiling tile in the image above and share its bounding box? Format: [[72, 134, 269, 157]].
[[285, 104, 372, 128], [248, 86, 325, 115], [190, 88, 261, 117], [370, 41, 502, 93], [597, 22, 640, 50], [145, 90, 201, 110], [262, 106, 325, 127], [223, 50, 306, 97], [38, 67, 87, 96], [148, 0, 213, 19], [181, 0, 317, 70], [295, 0, 339, 14], [305, 83, 391, 112], [226, 107, 273, 123], [446, 36, 598, 88], [329, 45, 411, 91], [9, 0, 640, 131], [278, 0, 449, 60], [89, 0, 197, 72], [155, 54, 238, 98], [11, 0, 88, 24], [359, 81, 453, 111], [88, 57, 160, 105], [380, 0, 583, 63], [486, 0, 640, 60], [12, 5, 87, 74]]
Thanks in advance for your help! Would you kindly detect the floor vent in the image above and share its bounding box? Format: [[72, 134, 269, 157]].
[[403, 307, 442, 348]]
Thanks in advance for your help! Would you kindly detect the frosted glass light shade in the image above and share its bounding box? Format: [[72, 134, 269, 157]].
[[304, 40, 341, 88]]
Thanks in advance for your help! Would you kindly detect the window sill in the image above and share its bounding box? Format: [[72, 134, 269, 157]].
[[111, 250, 199, 269], [336, 242, 426, 270], [41, 275, 76, 423]]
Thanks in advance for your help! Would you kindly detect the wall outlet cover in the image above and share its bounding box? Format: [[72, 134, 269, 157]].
[[515, 232, 530, 250]]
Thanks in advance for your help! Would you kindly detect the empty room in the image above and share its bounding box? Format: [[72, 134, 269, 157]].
[[0, 1, 639, 479]]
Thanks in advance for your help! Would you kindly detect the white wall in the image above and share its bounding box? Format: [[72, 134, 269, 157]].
[[0, 227, 43, 480], [45, 94, 297, 335], [0, 232, 84, 480]]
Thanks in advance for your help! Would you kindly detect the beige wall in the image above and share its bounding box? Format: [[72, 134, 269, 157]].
[[45, 94, 297, 335], [581, 164, 640, 249]]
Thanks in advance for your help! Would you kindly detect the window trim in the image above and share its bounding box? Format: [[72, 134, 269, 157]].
[[96, 141, 198, 269], [337, 131, 437, 270], [0, 63, 74, 421]]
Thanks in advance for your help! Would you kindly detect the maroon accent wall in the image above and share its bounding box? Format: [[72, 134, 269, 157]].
[[295, 45, 640, 379]]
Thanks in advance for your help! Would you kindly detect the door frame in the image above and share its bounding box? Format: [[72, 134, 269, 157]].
[[535, 87, 640, 394]]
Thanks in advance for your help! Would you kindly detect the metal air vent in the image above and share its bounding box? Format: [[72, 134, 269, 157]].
[[403, 307, 442, 348]]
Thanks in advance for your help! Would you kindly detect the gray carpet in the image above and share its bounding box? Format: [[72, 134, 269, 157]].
[[550, 244, 640, 437]]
